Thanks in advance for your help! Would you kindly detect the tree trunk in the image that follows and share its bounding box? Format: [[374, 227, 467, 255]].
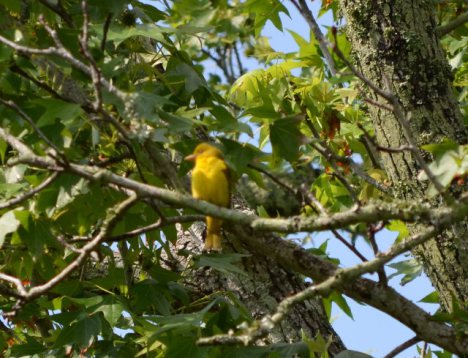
[[339, 0, 468, 310]]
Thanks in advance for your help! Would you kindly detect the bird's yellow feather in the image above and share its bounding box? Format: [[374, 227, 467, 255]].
[[185, 143, 230, 251]]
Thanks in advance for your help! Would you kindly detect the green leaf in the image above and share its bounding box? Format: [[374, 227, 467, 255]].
[[91, 296, 124, 326], [54, 313, 102, 348], [0, 210, 21, 248], [302, 332, 333, 356], [100, 24, 166, 46], [422, 140, 458, 156], [67, 296, 124, 326], [145, 298, 221, 339], [418, 144, 467, 196], [132, 279, 173, 315], [133, 92, 173, 119], [386, 220, 409, 241], [166, 56, 207, 95], [330, 291, 354, 319], [34, 99, 83, 128], [221, 138, 263, 174], [0, 0, 20, 13], [288, 29, 319, 60], [388, 259, 423, 285], [245, 0, 289, 36], [419, 290, 439, 304], [270, 116, 303, 163], [158, 109, 196, 133], [194, 253, 250, 276], [10, 336, 46, 357]]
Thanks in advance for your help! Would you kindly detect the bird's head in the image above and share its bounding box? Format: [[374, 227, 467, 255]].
[[184, 142, 223, 162]]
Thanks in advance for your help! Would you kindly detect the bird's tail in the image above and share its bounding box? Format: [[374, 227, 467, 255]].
[[205, 216, 223, 252]]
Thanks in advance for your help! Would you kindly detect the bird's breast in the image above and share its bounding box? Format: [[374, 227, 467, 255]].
[[191, 156, 229, 207]]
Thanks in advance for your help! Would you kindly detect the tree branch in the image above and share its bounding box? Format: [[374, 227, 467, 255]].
[[1, 127, 467, 236], [79, 0, 103, 111], [227, 224, 468, 354], [383, 336, 421, 358], [198, 224, 462, 351], [0, 172, 59, 210], [437, 11, 468, 37]]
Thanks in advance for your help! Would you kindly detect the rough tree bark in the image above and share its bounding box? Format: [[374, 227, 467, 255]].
[[339, 0, 468, 310]]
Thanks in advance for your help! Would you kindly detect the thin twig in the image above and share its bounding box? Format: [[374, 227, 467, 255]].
[[331, 28, 393, 100], [9, 64, 67, 101], [0, 97, 68, 164], [201, 49, 232, 83], [23, 194, 138, 301], [247, 163, 298, 198], [299, 184, 368, 262], [332, 229, 368, 262], [0, 18, 127, 102], [101, 13, 112, 51], [79, 0, 103, 110], [290, 0, 337, 76], [383, 336, 421, 358], [363, 97, 394, 112], [367, 222, 388, 285], [0, 172, 59, 210], [307, 139, 359, 201], [233, 41, 245, 75]]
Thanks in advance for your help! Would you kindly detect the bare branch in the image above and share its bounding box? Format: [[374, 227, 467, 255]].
[[383, 336, 421, 358], [231, 222, 468, 353], [437, 10, 468, 37], [24, 194, 138, 301], [101, 13, 112, 51], [247, 163, 299, 199], [0, 21, 127, 103], [0, 273, 28, 297], [0, 172, 59, 210], [79, 0, 103, 110], [299, 184, 369, 262], [198, 225, 452, 349], [233, 41, 245, 75]]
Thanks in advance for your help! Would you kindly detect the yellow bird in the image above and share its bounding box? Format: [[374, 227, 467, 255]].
[[184, 143, 230, 252]]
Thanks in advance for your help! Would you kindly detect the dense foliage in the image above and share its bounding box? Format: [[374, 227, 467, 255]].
[[0, 0, 466, 356]]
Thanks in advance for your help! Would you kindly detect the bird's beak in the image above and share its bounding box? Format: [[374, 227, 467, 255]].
[[184, 153, 197, 162]]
